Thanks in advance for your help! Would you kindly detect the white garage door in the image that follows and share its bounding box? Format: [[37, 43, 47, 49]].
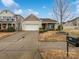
[[23, 24, 39, 31]]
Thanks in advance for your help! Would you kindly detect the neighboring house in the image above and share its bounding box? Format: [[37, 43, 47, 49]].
[[22, 14, 41, 31], [22, 14, 57, 31], [40, 18, 57, 30], [0, 10, 57, 31], [64, 17, 79, 29], [0, 10, 24, 31], [15, 15, 24, 30]]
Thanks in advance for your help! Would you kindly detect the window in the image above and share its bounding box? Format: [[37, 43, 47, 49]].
[[12, 19, 14, 21], [0, 24, 1, 29], [7, 19, 9, 21], [7, 17, 14, 21], [13, 24, 15, 28], [9, 17, 12, 19], [3, 16, 5, 19], [0, 16, 2, 21], [0, 16, 3, 19], [8, 23, 11, 26], [73, 23, 77, 26]]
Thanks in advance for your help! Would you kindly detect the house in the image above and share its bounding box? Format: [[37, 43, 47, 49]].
[[22, 14, 41, 31], [0, 10, 24, 31], [0, 10, 57, 31], [22, 14, 57, 31], [15, 15, 24, 30], [40, 18, 57, 30], [63, 17, 79, 29]]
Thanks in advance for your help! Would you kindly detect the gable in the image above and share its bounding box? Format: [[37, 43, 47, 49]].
[[0, 10, 14, 16], [24, 14, 40, 21]]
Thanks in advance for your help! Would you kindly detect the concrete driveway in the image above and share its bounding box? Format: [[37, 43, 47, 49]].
[[0, 31, 42, 59]]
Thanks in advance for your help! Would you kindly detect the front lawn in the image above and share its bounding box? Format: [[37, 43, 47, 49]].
[[40, 49, 79, 59], [64, 29, 79, 37], [39, 31, 66, 42]]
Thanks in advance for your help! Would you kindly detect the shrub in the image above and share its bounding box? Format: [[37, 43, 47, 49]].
[[0, 30, 4, 32], [39, 28, 47, 33], [57, 25, 63, 31], [0, 30, 8, 32], [7, 27, 15, 32], [49, 28, 55, 31]]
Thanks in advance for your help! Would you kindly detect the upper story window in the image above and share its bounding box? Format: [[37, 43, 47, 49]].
[[0, 16, 3, 19], [0, 16, 1, 21], [0, 16, 15, 21], [7, 19, 9, 21], [0, 16, 3, 21], [12, 19, 14, 21], [7, 16, 14, 21], [3, 16, 5, 19], [73, 23, 77, 26]]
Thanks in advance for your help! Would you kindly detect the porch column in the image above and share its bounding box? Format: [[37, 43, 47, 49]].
[[1, 23, 3, 30], [0, 23, 1, 30], [46, 23, 48, 30], [77, 20, 79, 27], [6, 23, 8, 29], [11, 24, 13, 27]]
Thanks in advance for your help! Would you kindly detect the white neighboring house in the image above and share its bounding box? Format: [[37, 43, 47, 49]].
[[0, 10, 24, 31], [63, 17, 79, 29], [22, 14, 42, 31]]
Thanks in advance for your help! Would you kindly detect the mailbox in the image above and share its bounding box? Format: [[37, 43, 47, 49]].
[[68, 37, 79, 47]]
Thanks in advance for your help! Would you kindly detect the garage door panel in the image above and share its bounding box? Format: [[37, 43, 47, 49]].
[[23, 24, 39, 31]]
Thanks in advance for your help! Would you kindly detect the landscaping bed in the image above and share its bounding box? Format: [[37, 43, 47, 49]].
[[0, 32, 15, 39], [39, 31, 66, 42]]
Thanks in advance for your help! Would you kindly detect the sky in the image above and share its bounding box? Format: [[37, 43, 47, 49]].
[[0, 0, 79, 19]]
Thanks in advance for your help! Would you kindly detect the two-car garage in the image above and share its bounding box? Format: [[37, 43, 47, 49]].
[[22, 14, 41, 31], [22, 24, 40, 31]]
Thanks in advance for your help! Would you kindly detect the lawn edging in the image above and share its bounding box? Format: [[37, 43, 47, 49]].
[[0, 32, 17, 40]]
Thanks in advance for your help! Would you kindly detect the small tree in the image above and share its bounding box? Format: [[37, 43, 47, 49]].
[[57, 25, 63, 31]]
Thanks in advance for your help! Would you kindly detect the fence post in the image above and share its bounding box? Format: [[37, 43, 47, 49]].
[[66, 33, 69, 57]]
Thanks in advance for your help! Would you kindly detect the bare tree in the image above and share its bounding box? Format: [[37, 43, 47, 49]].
[[53, 0, 73, 27]]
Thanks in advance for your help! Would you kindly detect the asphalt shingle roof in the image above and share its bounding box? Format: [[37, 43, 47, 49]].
[[40, 18, 57, 23]]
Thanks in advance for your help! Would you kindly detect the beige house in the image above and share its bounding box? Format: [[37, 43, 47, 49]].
[[22, 14, 57, 31], [40, 18, 57, 30], [22, 14, 41, 31], [64, 17, 79, 29], [0, 10, 24, 31]]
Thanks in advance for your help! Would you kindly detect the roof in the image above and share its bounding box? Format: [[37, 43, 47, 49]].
[[66, 17, 79, 23], [0, 10, 14, 15], [40, 18, 57, 23], [14, 15, 24, 19], [71, 17, 79, 21], [24, 14, 40, 21]]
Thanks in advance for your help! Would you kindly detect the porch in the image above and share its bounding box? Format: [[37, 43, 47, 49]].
[[0, 23, 16, 30], [42, 23, 55, 30]]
